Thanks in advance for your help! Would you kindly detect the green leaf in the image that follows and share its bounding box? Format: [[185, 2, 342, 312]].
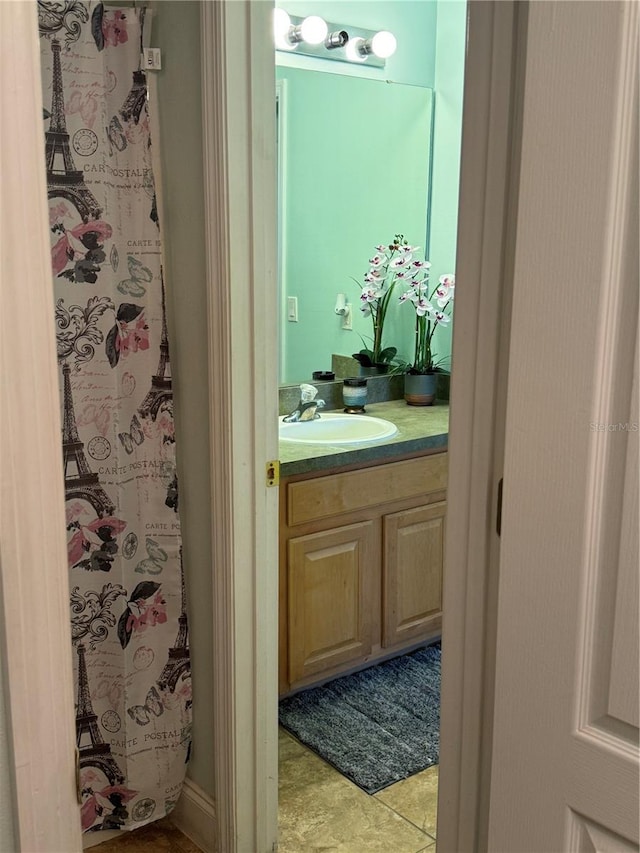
[[378, 346, 397, 363]]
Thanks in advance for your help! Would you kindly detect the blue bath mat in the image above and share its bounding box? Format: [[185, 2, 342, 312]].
[[279, 643, 441, 794]]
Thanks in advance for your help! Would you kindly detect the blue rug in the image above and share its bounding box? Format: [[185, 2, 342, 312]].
[[279, 643, 441, 794]]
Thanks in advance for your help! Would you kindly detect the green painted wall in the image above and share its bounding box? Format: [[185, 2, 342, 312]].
[[428, 0, 467, 369]]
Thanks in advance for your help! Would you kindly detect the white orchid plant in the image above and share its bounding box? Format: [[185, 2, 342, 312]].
[[399, 263, 455, 374], [353, 234, 427, 369]]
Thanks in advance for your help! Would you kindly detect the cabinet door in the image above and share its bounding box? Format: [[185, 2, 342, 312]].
[[288, 520, 378, 686], [383, 501, 446, 648]]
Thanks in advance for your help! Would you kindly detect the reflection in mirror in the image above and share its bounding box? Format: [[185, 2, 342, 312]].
[[277, 67, 433, 385]]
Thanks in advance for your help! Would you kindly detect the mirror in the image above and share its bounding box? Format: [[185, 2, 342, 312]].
[[277, 66, 433, 385]]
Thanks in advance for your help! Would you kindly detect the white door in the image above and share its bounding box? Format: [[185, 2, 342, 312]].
[[488, 2, 639, 851]]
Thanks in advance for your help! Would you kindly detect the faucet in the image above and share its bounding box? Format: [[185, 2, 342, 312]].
[[283, 383, 326, 422]]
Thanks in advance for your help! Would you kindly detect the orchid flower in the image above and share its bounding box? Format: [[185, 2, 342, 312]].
[[398, 263, 456, 373], [389, 253, 411, 269], [416, 298, 432, 316], [352, 234, 414, 367]]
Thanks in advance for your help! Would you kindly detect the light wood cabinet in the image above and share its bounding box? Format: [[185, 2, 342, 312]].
[[279, 452, 447, 695], [288, 520, 379, 685], [383, 502, 445, 648]]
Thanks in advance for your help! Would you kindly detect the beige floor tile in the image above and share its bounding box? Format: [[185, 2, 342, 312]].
[[278, 729, 433, 853], [374, 765, 439, 839]]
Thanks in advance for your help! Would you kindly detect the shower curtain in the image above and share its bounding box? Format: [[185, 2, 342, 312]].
[[38, 2, 191, 833]]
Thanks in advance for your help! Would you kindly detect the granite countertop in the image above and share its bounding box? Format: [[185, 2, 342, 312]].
[[279, 399, 449, 476]]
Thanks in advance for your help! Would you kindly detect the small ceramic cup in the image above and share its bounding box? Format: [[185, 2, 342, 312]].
[[343, 377, 367, 413]]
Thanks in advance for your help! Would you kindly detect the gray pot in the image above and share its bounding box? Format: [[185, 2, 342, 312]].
[[404, 372, 437, 406], [359, 364, 389, 377]]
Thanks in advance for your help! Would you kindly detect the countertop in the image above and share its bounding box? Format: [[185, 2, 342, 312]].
[[279, 399, 449, 476]]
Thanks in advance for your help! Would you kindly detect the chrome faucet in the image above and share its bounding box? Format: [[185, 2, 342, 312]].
[[283, 383, 326, 423]]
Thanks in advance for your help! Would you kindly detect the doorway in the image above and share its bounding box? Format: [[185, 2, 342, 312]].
[[199, 1, 524, 850], [273, 3, 466, 849]]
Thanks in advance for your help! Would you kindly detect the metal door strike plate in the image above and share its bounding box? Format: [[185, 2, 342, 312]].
[[266, 460, 280, 487]]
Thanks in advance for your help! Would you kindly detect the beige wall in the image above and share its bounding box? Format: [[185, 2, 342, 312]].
[[152, 1, 214, 797]]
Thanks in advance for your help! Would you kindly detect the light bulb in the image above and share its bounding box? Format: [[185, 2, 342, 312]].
[[345, 36, 367, 63], [273, 8, 290, 39], [299, 15, 328, 45], [273, 8, 296, 50], [371, 30, 397, 59]]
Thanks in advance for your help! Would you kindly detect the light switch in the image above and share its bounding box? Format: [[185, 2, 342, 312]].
[[287, 296, 298, 322], [141, 48, 162, 71]]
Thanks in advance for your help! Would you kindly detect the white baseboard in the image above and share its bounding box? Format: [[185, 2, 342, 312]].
[[170, 777, 218, 853], [82, 778, 217, 851]]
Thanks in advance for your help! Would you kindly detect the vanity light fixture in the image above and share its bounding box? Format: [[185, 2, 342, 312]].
[[325, 30, 349, 50], [274, 10, 397, 68]]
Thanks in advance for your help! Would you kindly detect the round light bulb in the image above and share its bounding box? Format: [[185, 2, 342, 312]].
[[345, 36, 368, 63], [273, 8, 296, 50], [300, 15, 328, 45], [371, 30, 397, 59], [273, 8, 290, 38]]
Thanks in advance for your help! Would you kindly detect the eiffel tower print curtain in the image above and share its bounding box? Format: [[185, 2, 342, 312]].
[[38, 2, 191, 834]]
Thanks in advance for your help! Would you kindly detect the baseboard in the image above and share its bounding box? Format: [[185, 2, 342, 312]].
[[82, 778, 217, 851], [170, 776, 218, 853]]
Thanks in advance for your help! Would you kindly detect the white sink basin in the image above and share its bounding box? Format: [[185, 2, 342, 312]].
[[279, 412, 398, 445]]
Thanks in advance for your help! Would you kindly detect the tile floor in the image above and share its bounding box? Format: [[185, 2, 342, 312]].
[[90, 817, 201, 853], [279, 727, 438, 853], [90, 731, 438, 853]]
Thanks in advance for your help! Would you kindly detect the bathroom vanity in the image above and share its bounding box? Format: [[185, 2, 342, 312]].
[[278, 400, 448, 696]]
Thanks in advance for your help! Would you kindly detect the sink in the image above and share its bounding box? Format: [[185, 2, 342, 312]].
[[279, 412, 398, 445]]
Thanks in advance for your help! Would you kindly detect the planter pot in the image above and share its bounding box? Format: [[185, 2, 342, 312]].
[[359, 364, 389, 377], [404, 372, 437, 406]]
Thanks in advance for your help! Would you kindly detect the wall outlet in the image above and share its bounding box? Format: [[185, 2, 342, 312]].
[[287, 296, 298, 322]]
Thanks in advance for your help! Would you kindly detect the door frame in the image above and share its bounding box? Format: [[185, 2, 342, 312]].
[[201, 4, 280, 852], [438, 3, 527, 851], [200, 2, 523, 852]]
